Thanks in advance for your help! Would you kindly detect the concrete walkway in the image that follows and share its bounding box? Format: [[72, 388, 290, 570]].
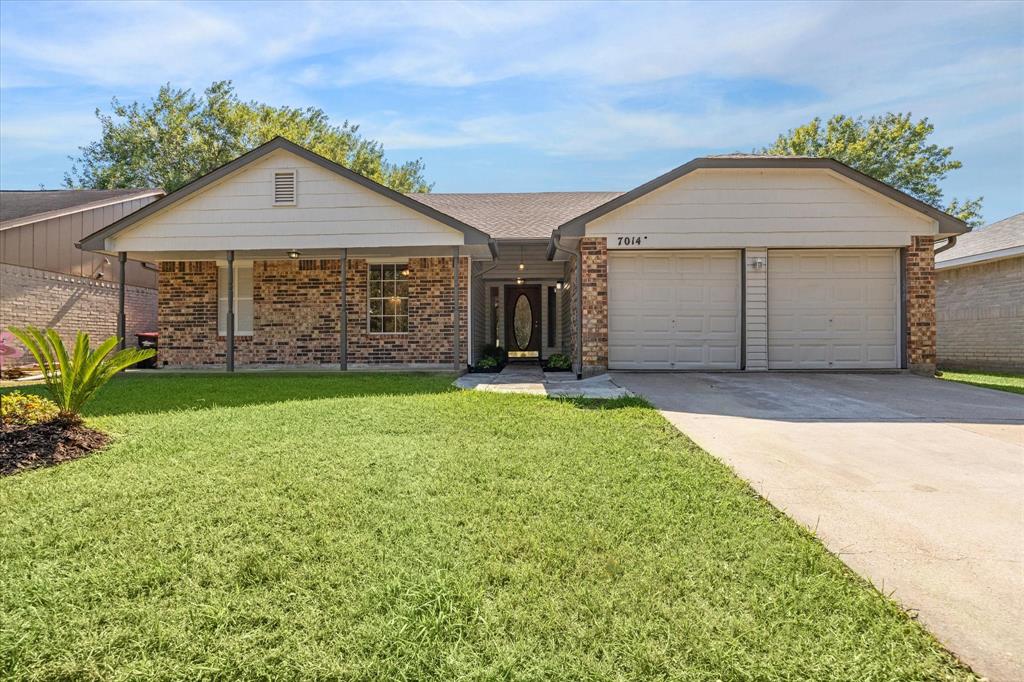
[[455, 363, 632, 398], [614, 372, 1024, 681]]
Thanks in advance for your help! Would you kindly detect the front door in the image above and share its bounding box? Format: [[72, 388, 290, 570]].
[[504, 285, 542, 358]]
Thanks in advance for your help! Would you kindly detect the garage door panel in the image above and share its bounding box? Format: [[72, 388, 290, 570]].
[[609, 250, 741, 370], [769, 249, 898, 369]]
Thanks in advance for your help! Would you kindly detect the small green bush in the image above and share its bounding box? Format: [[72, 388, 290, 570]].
[[474, 356, 498, 370], [1, 391, 59, 427], [545, 353, 572, 370], [481, 343, 508, 364]]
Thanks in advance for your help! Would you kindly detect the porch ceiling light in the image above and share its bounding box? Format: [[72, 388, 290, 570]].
[[287, 250, 301, 259]]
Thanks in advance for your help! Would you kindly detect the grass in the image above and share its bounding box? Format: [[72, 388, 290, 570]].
[[1, 374, 973, 681], [938, 369, 1024, 395]]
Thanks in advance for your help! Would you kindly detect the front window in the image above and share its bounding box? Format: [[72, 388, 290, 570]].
[[218, 264, 254, 335], [368, 263, 409, 333]]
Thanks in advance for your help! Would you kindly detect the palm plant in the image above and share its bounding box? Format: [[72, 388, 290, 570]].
[[8, 327, 155, 423]]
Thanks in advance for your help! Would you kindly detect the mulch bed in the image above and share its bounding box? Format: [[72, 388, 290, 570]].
[[1, 420, 109, 477]]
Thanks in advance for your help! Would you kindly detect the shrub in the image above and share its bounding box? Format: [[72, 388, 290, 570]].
[[8, 327, 155, 423], [474, 356, 498, 371], [1, 391, 60, 428], [546, 353, 572, 370], [481, 344, 508, 364]]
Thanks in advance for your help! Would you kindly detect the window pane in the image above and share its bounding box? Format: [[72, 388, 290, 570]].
[[397, 265, 410, 280], [396, 316, 409, 333], [369, 299, 382, 316], [384, 317, 397, 333], [399, 298, 408, 317], [369, 278, 382, 298], [396, 280, 409, 298], [383, 280, 396, 297], [369, 316, 383, 333], [385, 298, 402, 316], [236, 298, 254, 334]]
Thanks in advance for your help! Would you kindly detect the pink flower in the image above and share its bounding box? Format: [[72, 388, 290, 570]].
[[0, 331, 24, 359]]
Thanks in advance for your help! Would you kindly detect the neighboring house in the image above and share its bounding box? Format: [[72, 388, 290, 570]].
[[78, 137, 966, 376], [935, 212, 1023, 371], [1, 189, 164, 365]]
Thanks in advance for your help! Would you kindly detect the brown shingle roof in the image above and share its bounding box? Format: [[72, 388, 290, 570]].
[[936, 212, 1024, 264], [0, 188, 161, 224], [407, 192, 622, 240]]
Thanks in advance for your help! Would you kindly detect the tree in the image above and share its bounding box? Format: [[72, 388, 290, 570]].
[[761, 113, 983, 227], [65, 81, 431, 193]]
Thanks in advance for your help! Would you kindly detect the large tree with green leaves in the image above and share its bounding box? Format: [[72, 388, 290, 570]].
[[761, 113, 983, 227], [65, 81, 431, 193]]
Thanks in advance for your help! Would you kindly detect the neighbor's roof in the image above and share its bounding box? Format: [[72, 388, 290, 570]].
[[1, 188, 164, 230], [936, 212, 1024, 269], [408, 192, 623, 240]]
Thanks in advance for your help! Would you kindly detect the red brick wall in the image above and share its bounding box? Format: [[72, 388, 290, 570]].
[[158, 257, 467, 369], [249, 260, 341, 365], [580, 237, 608, 377], [346, 257, 468, 367], [158, 261, 222, 367], [905, 236, 937, 375]]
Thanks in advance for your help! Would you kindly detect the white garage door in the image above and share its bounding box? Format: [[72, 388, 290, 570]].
[[769, 249, 899, 369], [608, 251, 741, 370]]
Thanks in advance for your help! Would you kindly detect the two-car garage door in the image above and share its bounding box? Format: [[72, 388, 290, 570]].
[[607, 248, 899, 370]]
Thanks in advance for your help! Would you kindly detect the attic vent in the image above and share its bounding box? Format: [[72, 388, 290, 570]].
[[273, 170, 296, 205]]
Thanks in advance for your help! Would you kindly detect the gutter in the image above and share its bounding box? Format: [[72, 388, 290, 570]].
[[549, 232, 584, 379], [933, 235, 958, 255]]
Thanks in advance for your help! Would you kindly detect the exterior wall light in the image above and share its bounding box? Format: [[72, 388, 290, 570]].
[[287, 250, 301, 259], [555, 280, 564, 291], [516, 276, 524, 285], [749, 257, 767, 271]]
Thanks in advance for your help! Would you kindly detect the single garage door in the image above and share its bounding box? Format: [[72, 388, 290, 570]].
[[608, 250, 741, 370], [769, 249, 899, 369]]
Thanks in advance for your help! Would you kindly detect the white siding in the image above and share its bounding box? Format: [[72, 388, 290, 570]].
[[109, 149, 464, 252], [745, 248, 768, 370], [589, 168, 938, 249]]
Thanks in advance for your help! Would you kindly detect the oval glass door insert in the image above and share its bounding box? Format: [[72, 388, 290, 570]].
[[513, 294, 533, 349]]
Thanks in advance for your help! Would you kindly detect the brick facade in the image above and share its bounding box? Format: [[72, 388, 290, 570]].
[[905, 236, 937, 375], [936, 256, 1024, 371], [1, 263, 157, 366], [157, 257, 467, 369], [579, 237, 608, 377]]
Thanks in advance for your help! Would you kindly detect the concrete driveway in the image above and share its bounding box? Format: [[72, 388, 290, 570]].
[[613, 372, 1024, 681]]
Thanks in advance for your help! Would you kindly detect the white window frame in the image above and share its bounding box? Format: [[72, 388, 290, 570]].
[[218, 262, 254, 336], [367, 262, 410, 334]]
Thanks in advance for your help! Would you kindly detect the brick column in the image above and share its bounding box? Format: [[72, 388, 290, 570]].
[[580, 237, 608, 377], [905, 236, 937, 375]]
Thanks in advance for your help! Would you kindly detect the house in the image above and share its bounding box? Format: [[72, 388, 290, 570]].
[[935, 212, 1023, 371], [77, 137, 967, 376], [1, 188, 164, 365]]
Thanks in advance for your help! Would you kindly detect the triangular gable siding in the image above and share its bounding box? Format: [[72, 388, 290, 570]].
[[586, 168, 937, 249], [109, 149, 464, 253]]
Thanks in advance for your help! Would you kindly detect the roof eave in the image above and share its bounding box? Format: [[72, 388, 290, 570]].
[[1, 189, 165, 232]]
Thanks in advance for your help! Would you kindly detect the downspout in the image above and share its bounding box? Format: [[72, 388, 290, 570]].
[[550, 232, 583, 379], [933, 235, 958, 255]]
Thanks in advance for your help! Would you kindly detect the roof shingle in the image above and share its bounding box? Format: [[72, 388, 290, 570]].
[[936, 212, 1024, 264], [407, 192, 622, 240], [0, 188, 161, 224]]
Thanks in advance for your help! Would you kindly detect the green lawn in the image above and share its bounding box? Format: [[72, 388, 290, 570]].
[[1, 374, 973, 680], [939, 369, 1024, 395]]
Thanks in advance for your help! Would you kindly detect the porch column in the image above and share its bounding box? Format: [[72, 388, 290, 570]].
[[339, 249, 348, 370], [117, 252, 127, 350], [452, 247, 461, 370], [226, 250, 235, 372]]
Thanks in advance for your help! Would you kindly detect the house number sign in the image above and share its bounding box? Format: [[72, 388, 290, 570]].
[[616, 235, 648, 246]]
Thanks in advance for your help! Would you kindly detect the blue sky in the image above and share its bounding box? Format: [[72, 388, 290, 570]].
[[1, 0, 1022, 223]]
